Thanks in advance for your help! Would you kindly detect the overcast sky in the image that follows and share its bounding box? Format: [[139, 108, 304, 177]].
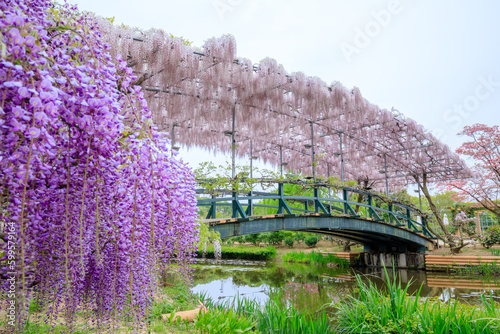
[[66, 0, 500, 170]]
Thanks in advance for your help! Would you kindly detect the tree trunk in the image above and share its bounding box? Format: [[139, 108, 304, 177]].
[[343, 241, 353, 252], [354, 193, 364, 213], [416, 173, 460, 251], [354, 180, 368, 212]]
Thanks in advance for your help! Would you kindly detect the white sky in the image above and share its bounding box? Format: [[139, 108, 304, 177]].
[[66, 0, 500, 173]]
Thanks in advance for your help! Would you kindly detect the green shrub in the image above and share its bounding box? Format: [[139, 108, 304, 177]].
[[196, 246, 276, 260], [244, 234, 261, 246], [293, 232, 306, 244], [230, 236, 245, 244], [482, 225, 500, 248], [267, 231, 285, 245], [284, 237, 294, 248], [304, 235, 318, 247], [283, 251, 348, 268]]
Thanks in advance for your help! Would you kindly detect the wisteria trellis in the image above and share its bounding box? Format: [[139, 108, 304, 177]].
[[96, 19, 472, 190], [0, 0, 198, 330]]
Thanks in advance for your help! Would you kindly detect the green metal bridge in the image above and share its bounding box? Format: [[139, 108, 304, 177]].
[[198, 182, 436, 252]]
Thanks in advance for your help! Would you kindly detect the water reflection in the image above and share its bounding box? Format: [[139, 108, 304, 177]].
[[193, 277, 270, 304], [192, 259, 500, 310]]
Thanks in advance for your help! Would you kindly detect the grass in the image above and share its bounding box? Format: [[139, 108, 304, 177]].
[[195, 306, 258, 333], [488, 248, 500, 256], [0, 282, 203, 333], [196, 245, 276, 260], [200, 289, 336, 334], [335, 266, 500, 333], [282, 250, 349, 268], [450, 261, 500, 276], [9, 262, 500, 333], [149, 283, 200, 320]]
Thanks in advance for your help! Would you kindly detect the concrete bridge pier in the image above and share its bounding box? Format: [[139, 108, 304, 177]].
[[360, 249, 426, 270]]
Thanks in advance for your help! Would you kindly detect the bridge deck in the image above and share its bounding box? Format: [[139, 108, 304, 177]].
[[204, 212, 436, 252], [198, 182, 437, 252]]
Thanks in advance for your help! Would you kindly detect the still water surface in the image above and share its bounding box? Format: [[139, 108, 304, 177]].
[[192, 259, 500, 310]]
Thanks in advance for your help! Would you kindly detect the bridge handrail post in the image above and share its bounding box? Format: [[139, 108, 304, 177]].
[[342, 188, 348, 214], [406, 208, 413, 230], [246, 191, 253, 216], [278, 183, 284, 214], [314, 187, 319, 213], [232, 191, 238, 218], [313, 186, 330, 214], [388, 203, 393, 224], [367, 194, 372, 218], [364, 194, 383, 221], [231, 191, 248, 219], [209, 194, 217, 219], [277, 182, 293, 214], [422, 216, 430, 236]]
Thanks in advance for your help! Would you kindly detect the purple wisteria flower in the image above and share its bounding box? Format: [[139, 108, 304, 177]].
[[0, 0, 199, 331], [40, 78, 52, 90], [8, 28, 22, 43], [34, 111, 48, 125], [27, 126, 40, 138], [12, 106, 25, 118], [18, 86, 31, 98], [24, 35, 35, 47], [10, 118, 25, 131], [29, 96, 41, 108]]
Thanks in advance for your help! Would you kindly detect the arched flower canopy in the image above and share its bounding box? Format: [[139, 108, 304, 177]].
[[97, 19, 471, 190]]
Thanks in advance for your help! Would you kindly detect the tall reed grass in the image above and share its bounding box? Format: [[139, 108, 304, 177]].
[[488, 248, 500, 256], [335, 266, 500, 333], [451, 261, 500, 276], [200, 289, 336, 334]]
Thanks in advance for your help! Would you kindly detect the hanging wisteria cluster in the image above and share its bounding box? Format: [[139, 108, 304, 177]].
[[0, 0, 198, 330], [96, 19, 471, 191]]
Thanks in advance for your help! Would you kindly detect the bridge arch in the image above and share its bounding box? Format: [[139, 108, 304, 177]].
[[209, 213, 435, 252], [200, 182, 437, 253]]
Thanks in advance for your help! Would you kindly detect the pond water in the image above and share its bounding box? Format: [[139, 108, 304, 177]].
[[192, 259, 500, 311]]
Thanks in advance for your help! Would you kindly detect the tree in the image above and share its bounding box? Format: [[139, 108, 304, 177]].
[[445, 124, 500, 218], [430, 191, 461, 214], [414, 173, 465, 253], [293, 232, 307, 245], [304, 235, 319, 247], [452, 211, 477, 238], [244, 234, 261, 246], [264, 231, 286, 245], [415, 124, 500, 253]]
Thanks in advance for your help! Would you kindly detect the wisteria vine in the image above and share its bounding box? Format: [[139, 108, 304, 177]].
[[0, 0, 199, 331], [96, 18, 471, 190]]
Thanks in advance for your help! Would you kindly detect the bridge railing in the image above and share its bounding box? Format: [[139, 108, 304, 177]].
[[197, 182, 434, 238]]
